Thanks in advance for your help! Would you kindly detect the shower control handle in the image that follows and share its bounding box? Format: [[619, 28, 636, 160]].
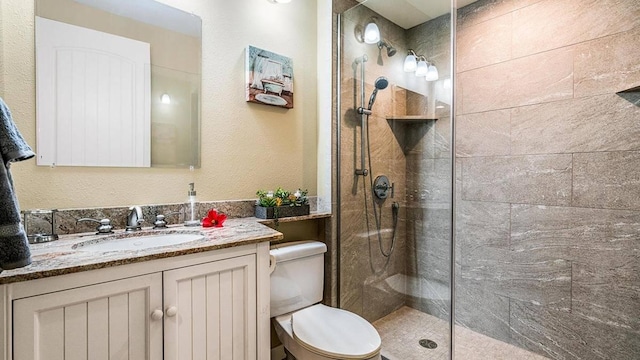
[[374, 175, 393, 199]]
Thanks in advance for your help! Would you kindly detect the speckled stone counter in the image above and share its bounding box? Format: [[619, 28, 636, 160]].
[[0, 217, 284, 284]]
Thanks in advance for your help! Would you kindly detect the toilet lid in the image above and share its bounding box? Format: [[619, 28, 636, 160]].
[[291, 304, 381, 359]]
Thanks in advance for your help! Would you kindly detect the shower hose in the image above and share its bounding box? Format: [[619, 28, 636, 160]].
[[365, 113, 399, 258]]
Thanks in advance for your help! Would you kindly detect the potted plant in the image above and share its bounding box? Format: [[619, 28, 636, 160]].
[[255, 187, 309, 219]]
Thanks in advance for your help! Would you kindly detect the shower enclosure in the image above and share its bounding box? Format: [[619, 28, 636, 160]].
[[336, 0, 639, 359], [337, 1, 455, 358]]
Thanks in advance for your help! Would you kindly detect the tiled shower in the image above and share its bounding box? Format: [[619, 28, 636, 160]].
[[336, 0, 639, 359]]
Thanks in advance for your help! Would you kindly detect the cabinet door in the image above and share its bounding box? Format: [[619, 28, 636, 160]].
[[13, 273, 163, 360], [163, 254, 257, 360]]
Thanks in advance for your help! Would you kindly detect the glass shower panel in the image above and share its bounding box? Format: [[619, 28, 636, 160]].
[[337, 1, 454, 359]]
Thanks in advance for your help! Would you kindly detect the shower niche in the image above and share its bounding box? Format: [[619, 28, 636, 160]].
[[386, 86, 449, 157]]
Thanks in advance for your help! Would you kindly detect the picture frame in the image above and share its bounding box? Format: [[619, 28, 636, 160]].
[[245, 45, 293, 109]]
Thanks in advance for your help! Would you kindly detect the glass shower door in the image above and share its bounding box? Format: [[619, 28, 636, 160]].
[[336, 1, 454, 359]]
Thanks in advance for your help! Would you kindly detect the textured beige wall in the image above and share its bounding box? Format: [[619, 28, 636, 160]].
[[1, 0, 318, 210]]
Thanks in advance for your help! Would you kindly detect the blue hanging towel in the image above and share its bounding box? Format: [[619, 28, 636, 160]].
[[0, 97, 35, 272]]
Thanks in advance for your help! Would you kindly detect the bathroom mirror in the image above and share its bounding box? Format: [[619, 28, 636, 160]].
[[35, 0, 201, 168]]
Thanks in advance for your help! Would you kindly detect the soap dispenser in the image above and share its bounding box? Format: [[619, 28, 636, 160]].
[[184, 182, 200, 226]]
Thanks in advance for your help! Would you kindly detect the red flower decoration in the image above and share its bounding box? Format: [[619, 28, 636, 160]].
[[202, 209, 227, 228]]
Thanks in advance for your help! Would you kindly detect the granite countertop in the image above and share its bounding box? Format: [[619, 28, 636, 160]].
[[0, 217, 285, 285]]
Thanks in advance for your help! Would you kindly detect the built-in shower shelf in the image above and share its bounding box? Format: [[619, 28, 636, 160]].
[[617, 85, 640, 93], [387, 115, 438, 122]]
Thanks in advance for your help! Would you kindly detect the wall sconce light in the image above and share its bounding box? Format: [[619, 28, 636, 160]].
[[161, 93, 171, 104], [425, 64, 439, 82], [403, 49, 439, 82], [363, 19, 380, 44], [403, 50, 417, 72], [415, 56, 429, 77]]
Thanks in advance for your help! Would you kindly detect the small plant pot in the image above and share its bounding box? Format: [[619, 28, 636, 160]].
[[255, 204, 310, 219]]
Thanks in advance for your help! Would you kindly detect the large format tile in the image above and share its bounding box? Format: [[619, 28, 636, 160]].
[[455, 276, 511, 343], [572, 261, 640, 336], [456, 109, 510, 157], [511, 0, 640, 58], [457, 12, 512, 72], [460, 246, 571, 309], [510, 300, 640, 360], [414, 207, 451, 285], [511, 204, 640, 266], [457, 0, 543, 29], [456, 200, 510, 259], [573, 151, 640, 210], [461, 155, 572, 206], [459, 47, 574, 114], [511, 94, 640, 154], [406, 158, 452, 205], [575, 26, 640, 97]]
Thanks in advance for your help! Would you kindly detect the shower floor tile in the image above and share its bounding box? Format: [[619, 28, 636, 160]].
[[372, 306, 549, 360]]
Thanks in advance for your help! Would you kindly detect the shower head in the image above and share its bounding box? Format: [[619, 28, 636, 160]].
[[374, 76, 389, 90], [367, 76, 389, 110], [377, 40, 397, 57]]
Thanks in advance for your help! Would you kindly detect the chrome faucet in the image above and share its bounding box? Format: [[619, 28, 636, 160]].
[[125, 206, 144, 231]]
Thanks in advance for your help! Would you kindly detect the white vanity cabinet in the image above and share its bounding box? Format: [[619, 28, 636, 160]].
[[13, 273, 164, 360], [5, 242, 270, 360]]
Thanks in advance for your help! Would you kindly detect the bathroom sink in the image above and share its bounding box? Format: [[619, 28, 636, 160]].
[[73, 232, 205, 252]]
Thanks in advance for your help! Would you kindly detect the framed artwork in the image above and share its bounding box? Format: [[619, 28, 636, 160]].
[[245, 45, 293, 109]]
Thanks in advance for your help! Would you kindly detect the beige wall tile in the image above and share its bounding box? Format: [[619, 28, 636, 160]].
[[512, 0, 640, 58], [457, 0, 543, 29], [456, 109, 511, 157], [573, 151, 640, 210], [457, 12, 512, 72], [462, 154, 572, 205], [459, 47, 574, 114], [575, 26, 640, 98], [511, 94, 640, 154]]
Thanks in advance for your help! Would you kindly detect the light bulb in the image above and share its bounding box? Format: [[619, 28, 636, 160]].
[[161, 93, 171, 104], [403, 54, 417, 72], [363, 22, 380, 44], [415, 60, 428, 77], [425, 65, 439, 81]]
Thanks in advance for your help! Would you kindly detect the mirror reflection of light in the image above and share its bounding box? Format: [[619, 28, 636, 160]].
[[161, 93, 171, 104]]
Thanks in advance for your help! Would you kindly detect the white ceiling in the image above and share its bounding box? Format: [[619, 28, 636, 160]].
[[356, 0, 479, 29]]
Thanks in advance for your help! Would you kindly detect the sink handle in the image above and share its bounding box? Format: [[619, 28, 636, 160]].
[[77, 218, 113, 234]]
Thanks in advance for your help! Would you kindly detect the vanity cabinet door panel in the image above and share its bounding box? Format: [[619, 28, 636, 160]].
[[13, 273, 163, 360], [163, 255, 257, 360]]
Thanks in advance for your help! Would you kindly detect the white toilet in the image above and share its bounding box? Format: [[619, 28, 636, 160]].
[[270, 241, 382, 360]]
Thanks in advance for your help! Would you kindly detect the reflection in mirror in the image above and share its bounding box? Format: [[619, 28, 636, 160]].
[[35, 0, 201, 168]]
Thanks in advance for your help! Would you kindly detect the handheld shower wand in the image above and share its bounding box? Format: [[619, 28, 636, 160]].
[[358, 76, 389, 115]]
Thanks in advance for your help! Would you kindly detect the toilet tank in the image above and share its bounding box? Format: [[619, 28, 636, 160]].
[[270, 240, 327, 317]]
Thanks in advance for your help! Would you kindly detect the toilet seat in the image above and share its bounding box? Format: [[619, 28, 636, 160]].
[[291, 304, 381, 359]]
